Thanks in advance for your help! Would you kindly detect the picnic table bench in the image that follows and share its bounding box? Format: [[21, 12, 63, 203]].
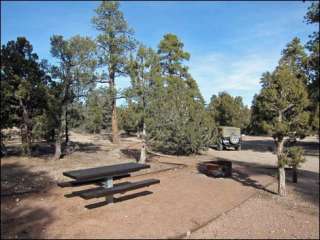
[[58, 162, 160, 207]]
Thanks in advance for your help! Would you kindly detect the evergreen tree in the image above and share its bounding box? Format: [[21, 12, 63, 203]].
[[101, 88, 113, 132], [84, 89, 104, 133], [92, 0, 136, 144], [81, 87, 113, 134], [250, 37, 310, 136], [117, 103, 142, 134], [254, 64, 309, 196], [146, 34, 214, 155], [126, 45, 161, 162], [279, 37, 308, 84], [207, 92, 250, 130], [304, 2, 319, 135], [50, 35, 96, 159], [1, 37, 49, 155]]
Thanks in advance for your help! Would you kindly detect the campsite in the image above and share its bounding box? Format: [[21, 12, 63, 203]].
[[1, 1, 319, 239]]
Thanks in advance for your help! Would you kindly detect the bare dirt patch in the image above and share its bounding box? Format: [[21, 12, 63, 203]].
[[190, 182, 319, 239], [188, 136, 319, 239], [1, 134, 319, 239]]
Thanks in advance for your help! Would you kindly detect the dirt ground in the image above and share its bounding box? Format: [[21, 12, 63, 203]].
[[1, 133, 319, 239]]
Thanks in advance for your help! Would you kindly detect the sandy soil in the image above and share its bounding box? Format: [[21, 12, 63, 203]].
[[190, 185, 319, 239], [1, 133, 319, 239]]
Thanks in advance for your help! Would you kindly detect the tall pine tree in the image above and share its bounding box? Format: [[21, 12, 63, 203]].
[[92, 1, 136, 144], [146, 34, 214, 155]]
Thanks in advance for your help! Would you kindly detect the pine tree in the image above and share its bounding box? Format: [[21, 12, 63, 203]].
[[207, 92, 250, 130], [146, 34, 214, 155], [304, 2, 319, 135], [92, 1, 136, 144], [279, 37, 308, 84]]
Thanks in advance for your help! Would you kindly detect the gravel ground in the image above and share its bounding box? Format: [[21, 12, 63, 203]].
[[188, 135, 319, 239], [1, 133, 319, 239], [189, 183, 319, 239]]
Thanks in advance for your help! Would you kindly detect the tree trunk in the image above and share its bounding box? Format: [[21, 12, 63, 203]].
[[139, 122, 146, 163], [111, 97, 119, 143], [54, 112, 64, 160], [54, 134, 62, 160], [275, 109, 287, 196], [278, 166, 286, 196], [19, 99, 32, 156], [65, 106, 69, 144], [109, 69, 119, 144], [276, 137, 286, 196], [292, 166, 298, 183], [50, 129, 55, 143]]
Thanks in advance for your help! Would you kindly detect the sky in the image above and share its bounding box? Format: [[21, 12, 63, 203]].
[[1, 1, 317, 106]]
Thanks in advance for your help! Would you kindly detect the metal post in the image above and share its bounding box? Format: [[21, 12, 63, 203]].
[[102, 176, 113, 204]]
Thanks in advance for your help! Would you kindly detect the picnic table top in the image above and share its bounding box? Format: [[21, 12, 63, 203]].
[[63, 162, 150, 181]]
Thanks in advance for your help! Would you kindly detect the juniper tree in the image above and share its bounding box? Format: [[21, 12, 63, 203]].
[[1, 37, 49, 155], [50, 35, 96, 159], [92, 1, 136, 143], [255, 65, 309, 196], [126, 45, 161, 162], [250, 37, 310, 136], [285, 146, 305, 183]]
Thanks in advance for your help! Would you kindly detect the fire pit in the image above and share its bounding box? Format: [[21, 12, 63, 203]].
[[198, 160, 232, 178]]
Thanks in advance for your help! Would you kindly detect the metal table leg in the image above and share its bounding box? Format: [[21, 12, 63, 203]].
[[102, 176, 113, 204]]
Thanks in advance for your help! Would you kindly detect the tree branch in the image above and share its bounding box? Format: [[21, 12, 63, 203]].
[[281, 104, 294, 114]]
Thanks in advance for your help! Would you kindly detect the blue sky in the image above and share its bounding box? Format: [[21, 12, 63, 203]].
[[1, 1, 316, 106]]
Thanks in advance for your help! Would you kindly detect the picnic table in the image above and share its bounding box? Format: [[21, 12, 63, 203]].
[[58, 162, 160, 207]]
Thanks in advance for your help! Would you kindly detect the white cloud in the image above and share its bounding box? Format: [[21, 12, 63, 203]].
[[188, 51, 279, 106]]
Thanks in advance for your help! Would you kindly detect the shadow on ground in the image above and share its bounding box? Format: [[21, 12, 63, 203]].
[[197, 157, 319, 207], [120, 148, 161, 163], [3, 141, 103, 159], [285, 168, 319, 207], [242, 138, 319, 156], [241, 139, 275, 153], [231, 159, 319, 207], [197, 158, 277, 195], [69, 142, 101, 154], [85, 191, 153, 209], [289, 140, 320, 156], [1, 163, 55, 239], [231, 168, 277, 195], [120, 148, 140, 161]]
